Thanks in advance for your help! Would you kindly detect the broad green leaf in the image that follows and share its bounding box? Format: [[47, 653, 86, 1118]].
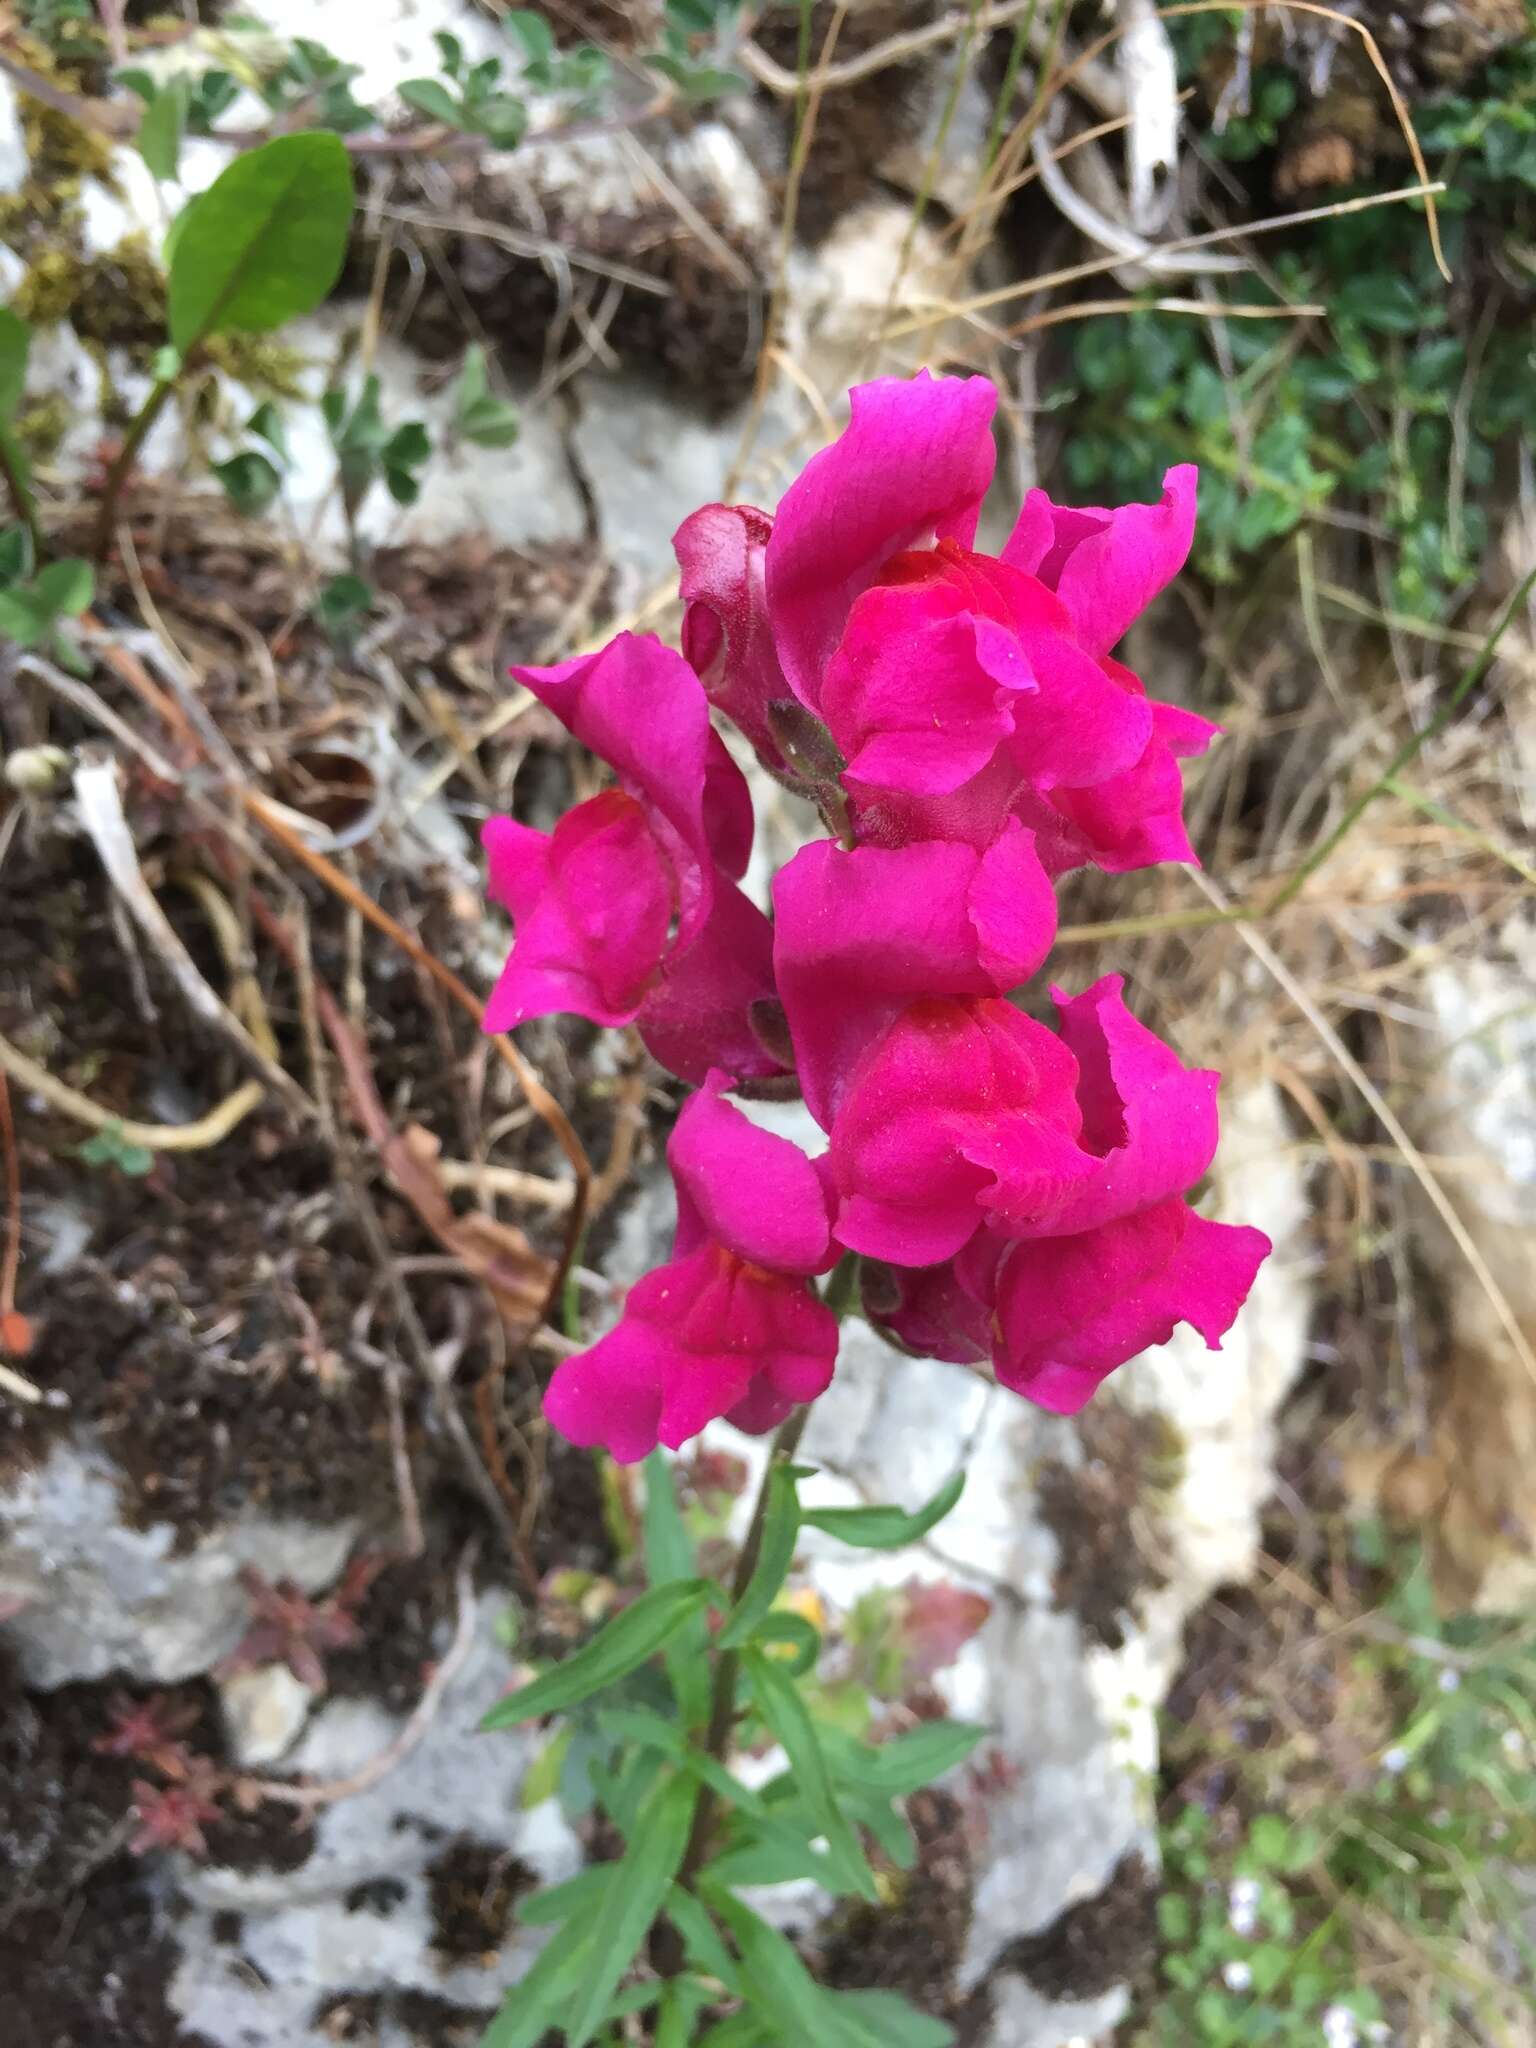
[[743, 1649, 876, 1901], [802, 1471, 964, 1551], [718, 1464, 799, 1650], [0, 308, 30, 420], [471, 93, 527, 147], [823, 1719, 986, 1796], [34, 558, 92, 618], [504, 9, 556, 68], [0, 589, 45, 646], [480, 1579, 714, 1727], [562, 1771, 697, 2047], [213, 450, 283, 517], [168, 132, 354, 352], [246, 400, 290, 462], [643, 1453, 709, 1727], [398, 77, 462, 126], [139, 77, 190, 182]]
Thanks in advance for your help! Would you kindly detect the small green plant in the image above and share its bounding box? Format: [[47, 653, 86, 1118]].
[[258, 37, 373, 136], [647, 0, 751, 101], [313, 571, 374, 653], [322, 374, 431, 532], [212, 400, 292, 518], [450, 345, 522, 452], [400, 31, 529, 149], [1145, 1528, 1536, 2045], [76, 1120, 156, 1177], [0, 525, 93, 669], [476, 1447, 981, 2046]]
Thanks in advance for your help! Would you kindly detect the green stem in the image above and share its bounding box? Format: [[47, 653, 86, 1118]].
[[0, 428, 40, 561], [91, 375, 176, 561], [981, 0, 1038, 168], [674, 1405, 811, 1895]]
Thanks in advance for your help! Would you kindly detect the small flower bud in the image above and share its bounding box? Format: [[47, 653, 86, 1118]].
[[4, 745, 72, 795]]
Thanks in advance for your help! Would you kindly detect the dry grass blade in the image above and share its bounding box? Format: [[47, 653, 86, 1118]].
[[0, 1031, 264, 1153], [1189, 871, 1536, 1390], [73, 759, 313, 1120]]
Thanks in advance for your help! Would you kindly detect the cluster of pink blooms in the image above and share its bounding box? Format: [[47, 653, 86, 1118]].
[[483, 373, 1270, 1463]]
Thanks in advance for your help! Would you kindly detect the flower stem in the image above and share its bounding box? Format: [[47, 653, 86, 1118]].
[[0, 429, 40, 561], [91, 375, 175, 561], [675, 1405, 811, 1897]]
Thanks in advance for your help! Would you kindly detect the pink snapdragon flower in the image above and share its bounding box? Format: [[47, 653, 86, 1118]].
[[481, 369, 1271, 1456], [481, 632, 782, 1086], [544, 1075, 839, 1462], [680, 373, 1214, 874]]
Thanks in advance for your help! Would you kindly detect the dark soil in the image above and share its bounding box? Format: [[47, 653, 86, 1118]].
[[755, 0, 935, 244], [1035, 1400, 1176, 1652], [985, 1849, 1160, 2006], [817, 1787, 975, 2025], [425, 1835, 537, 1966], [310, 1987, 496, 2045]]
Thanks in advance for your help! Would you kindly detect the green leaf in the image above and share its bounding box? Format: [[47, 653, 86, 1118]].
[[0, 523, 34, 586], [480, 1579, 714, 1728], [455, 345, 521, 448], [167, 132, 354, 352], [656, 1977, 715, 2048], [562, 1771, 697, 2047], [479, 1873, 615, 2048], [138, 76, 190, 182], [802, 1470, 964, 1551], [384, 420, 431, 468], [0, 589, 46, 647], [504, 9, 556, 68], [0, 307, 30, 421], [708, 1892, 860, 2043], [470, 94, 527, 147], [75, 1121, 155, 1175], [34, 557, 93, 618], [718, 1463, 800, 1650], [644, 1462, 709, 1730], [751, 1609, 820, 1676], [743, 1648, 876, 1901], [398, 76, 463, 126], [831, 1989, 954, 2048], [517, 1863, 610, 1926], [823, 1719, 986, 1796], [213, 450, 283, 516], [663, 1882, 742, 1992], [245, 400, 290, 463]]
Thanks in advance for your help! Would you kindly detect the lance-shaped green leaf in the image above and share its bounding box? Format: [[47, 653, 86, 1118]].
[[138, 76, 190, 182], [168, 132, 354, 352], [480, 1870, 614, 2048], [742, 1648, 876, 1902], [561, 1770, 697, 2047], [643, 1453, 709, 1727], [801, 1470, 965, 1551], [0, 308, 30, 420], [822, 1718, 987, 1796], [718, 1464, 800, 1650], [481, 1579, 714, 1728]]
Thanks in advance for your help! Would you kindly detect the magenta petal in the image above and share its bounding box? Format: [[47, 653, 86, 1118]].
[[822, 581, 1035, 798], [544, 1245, 838, 1462], [773, 825, 1057, 1129], [481, 791, 673, 1033], [866, 1257, 993, 1365], [638, 872, 786, 1088], [1001, 466, 1197, 658], [765, 373, 998, 712], [826, 997, 1088, 1268], [511, 631, 751, 946], [1014, 973, 1219, 1236], [675, 502, 793, 778], [668, 1072, 833, 1275], [1002, 626, 1153, 790], [1045, 693, 1219, 874], [992, 1199, 1271, 1413]]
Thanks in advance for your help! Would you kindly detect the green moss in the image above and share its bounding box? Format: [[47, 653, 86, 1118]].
[[13, 248, 83, 328], [69, 234, 168, 354], [202, 332, 310, 400], [14, 392, 70, 463]]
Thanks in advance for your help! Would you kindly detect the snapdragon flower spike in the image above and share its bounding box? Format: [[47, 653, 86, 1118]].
[[543, 1074, 840, 1462], [482, 632, 782, 1087]]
